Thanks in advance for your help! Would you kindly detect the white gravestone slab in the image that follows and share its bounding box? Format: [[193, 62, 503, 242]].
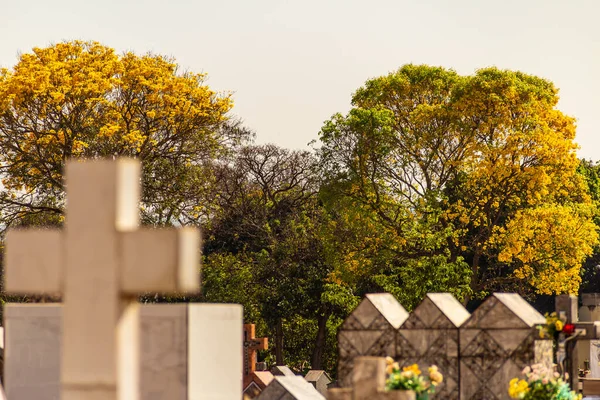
[[4, 305, 61, 400], [188, 304, 243, 400], [4, 303, 242, 400]]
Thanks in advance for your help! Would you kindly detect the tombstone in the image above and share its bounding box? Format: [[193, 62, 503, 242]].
[[556, 294, 600, 395], [272, 365, 296, 377], [327, 357, 415, 400], [397, 293, 470, 400], [256, 376, 325, 400], [243, 371, 274, 399], [244, 324, 268, 388], [4, 159, 200, 400], [337, 293, 408, 386], [304, 370, 332, 397], [4, 303, 243, 400], [578, 293, 600, 378], [4, 305, 61, 400], [459, 293, 551, 400]]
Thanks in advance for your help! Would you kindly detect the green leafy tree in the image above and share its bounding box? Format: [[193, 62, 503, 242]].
[[203, 144, 338, 370], [318, 64, 597, 300]]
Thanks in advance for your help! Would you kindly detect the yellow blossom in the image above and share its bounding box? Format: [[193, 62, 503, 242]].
[[508, 378, 529, 399]]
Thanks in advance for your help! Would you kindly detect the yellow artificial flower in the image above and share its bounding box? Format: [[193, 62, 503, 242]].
[[555, 320, 564, 331], [402, 364, 421, 376], [508, 378, 529, 399]]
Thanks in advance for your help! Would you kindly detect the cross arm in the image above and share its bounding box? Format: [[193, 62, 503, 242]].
[[4, 229, 63, 294], [120, 227, 201, 294], [248, 337, 268, 351], [571, 322, 600, 340]]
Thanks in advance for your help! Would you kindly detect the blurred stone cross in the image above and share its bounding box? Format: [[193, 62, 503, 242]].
[[4, 159, 200, 400], [243, 323, 268, 387]]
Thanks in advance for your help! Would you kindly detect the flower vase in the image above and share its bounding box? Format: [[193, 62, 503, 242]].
[[387, 390, 417, 400]]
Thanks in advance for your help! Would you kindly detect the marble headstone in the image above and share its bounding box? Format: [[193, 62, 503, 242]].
[[4, 303, 242, 400]]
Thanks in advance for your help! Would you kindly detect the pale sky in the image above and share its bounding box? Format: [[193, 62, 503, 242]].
[[1, 0, 599, 159]]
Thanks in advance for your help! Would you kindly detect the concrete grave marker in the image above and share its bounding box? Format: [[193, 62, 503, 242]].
[[397, 293, 470, 399], [4, 159, 200, 400], [337, 293, 408, 387], [304, 370, 332, 397], [4, 303, 242, 400], [4, 305, 61, 400], [257, 376, 325, 400]]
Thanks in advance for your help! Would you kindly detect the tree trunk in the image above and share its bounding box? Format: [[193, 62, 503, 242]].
[[462, 249, 482, 306], [275, 318, 284, 365], [311, 311, 330, 370]]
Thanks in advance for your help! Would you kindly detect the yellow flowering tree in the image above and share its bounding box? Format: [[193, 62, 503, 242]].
[[318, 64, 598, 298], [0, 40, 249, 228]]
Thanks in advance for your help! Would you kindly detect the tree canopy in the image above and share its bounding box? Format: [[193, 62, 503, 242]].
[[318, 64, 598, 299], [0, 40, 250, 229]]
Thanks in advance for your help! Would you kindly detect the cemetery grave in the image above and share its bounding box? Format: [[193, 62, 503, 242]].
[[2, 159, 242, 400], [243, 324, 273, 399], [336, 292, 554, 400], [397, 293, 470, 398], [304, 370, 332, 397], [255, 376, 325, 400], [337, 293, 408, 387]]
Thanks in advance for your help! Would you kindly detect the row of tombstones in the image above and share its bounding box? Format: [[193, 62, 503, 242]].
[[1, 292, 551, 400], [336, 292, 553, 400]]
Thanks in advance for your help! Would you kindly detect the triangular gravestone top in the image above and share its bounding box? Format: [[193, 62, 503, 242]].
[[401, 292, 470, 329], [305, 370, 331, 382], [253, 371, 275, 388], [272, 365, 296, 376], [365, 293, 408, 329], [304, 370, 331, 397], [494, 293, 546, 327], [257, 376, 325, 400], [426, 293, 471, 327], [462, 293, 545, 329]]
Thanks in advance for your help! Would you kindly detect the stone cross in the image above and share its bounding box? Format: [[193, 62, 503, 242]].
[[4, 159, 200, 400], [556, 294, 600, 392], [243, 324, 268, 387]]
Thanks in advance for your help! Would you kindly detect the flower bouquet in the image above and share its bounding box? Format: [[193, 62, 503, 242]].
[[508, 363, 581, 400], [385, 357, 443, 400], [537, 312, 564, 340]]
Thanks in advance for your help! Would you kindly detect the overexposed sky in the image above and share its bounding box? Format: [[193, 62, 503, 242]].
[[1, 0, 599, 159]]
